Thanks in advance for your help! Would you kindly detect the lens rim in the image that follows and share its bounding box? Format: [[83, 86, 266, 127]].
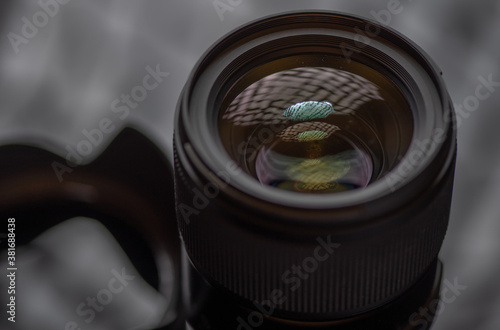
[[175, 10, 456, 224]]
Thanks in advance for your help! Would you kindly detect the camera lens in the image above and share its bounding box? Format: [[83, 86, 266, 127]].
[[175, 11, 456, 329]]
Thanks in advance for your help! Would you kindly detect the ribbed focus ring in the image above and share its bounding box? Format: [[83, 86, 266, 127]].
[[174, 145, 455, 319]]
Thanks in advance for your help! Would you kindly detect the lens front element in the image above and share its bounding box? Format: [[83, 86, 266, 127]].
[[219, 64, 413, 194]]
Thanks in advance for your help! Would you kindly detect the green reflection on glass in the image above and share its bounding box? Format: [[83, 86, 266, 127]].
[[284, 101, 335, 122], [295, 130, 329, 142], [285, 156, 351, 192]]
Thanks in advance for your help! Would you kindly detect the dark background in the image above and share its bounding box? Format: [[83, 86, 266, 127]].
[[0, 1, 499, 329]]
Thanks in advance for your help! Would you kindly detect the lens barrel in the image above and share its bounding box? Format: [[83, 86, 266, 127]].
[[174, 11, 456, 329]]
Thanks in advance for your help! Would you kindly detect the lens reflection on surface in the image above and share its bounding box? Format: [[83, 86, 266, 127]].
[[256, 104, 373, 193], [284, 100, 335, 121], [219, 64, 413, 194], [279, 122, 339, 142]]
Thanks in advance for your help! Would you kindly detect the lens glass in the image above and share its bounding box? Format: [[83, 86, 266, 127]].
[[218, 56, 413, 194]]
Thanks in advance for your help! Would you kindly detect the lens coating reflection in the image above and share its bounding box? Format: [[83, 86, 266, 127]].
[[256, 106, 373, 193], [219, 63, 413, 194]]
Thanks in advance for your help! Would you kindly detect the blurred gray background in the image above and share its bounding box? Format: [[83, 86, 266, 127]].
[[0, 0, 499, 329]]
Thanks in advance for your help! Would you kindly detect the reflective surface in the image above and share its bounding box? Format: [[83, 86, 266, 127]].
[[219, 64, 413, 193]]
